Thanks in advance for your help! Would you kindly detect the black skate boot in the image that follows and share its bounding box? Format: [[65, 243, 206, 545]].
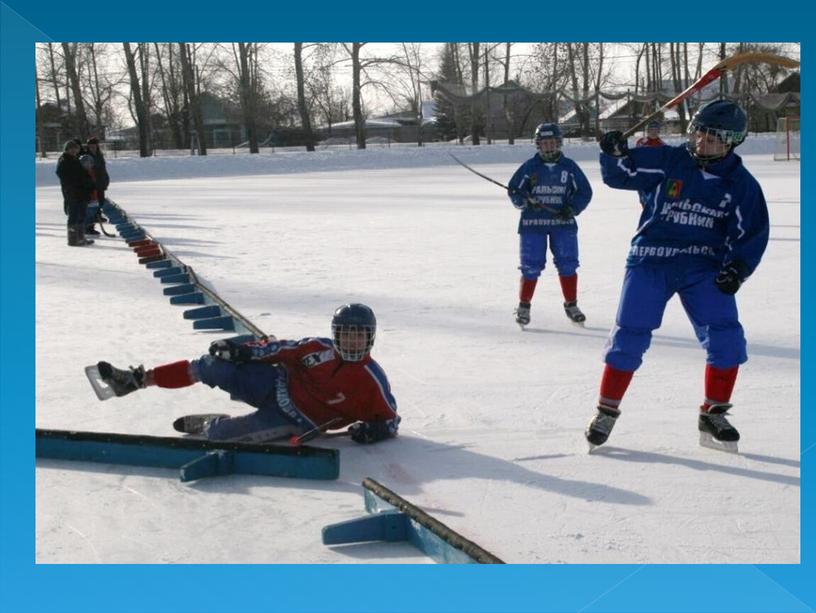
[[85, 224, 101, 236], [173, 413, 229, 436], [585, 405, 620, 450], [698, 403, 739, 453], [564, 300, 586, 324], [514, 301, 531, 328], [96, 361, 146, 397]]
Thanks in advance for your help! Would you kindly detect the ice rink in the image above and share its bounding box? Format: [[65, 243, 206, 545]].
[[35, 141, 799, 563]]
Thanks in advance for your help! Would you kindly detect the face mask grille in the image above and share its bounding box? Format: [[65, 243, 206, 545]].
[[331, 324, 375, 361], [687, 125, 744, 162]]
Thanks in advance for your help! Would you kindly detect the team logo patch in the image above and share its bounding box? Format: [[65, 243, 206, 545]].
[[301, 349, 335, 368], [666, 179, 683, 199]]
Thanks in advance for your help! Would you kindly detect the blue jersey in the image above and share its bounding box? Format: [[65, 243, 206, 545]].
[[600, 144, 769, 277], [508, 153, 593, 234]]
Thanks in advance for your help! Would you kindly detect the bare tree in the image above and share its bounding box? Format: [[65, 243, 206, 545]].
[[82, 44, 124, 136], [35, 68, 46, 157], [669, 43, 688, 132], [122, 43, 151, 157], [230, 43, 260, 152], [294, 43, 316, 151], [179, 43, 207, 155], [62, 43, 90, 138], [467, 42, 481, 145], [344, 43, 369, 149], [305, 44, 350, 137], [154, 43, 185, 149], [395, 43, 429, 146], [45, 43, 63, 111]]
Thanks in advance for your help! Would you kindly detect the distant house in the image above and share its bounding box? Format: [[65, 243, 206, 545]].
[[197, 92, 244, 148], [109, 92, 246, 151], [315, 100, 439, 144]]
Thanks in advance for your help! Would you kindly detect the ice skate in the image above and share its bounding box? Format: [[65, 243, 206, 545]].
[[564, 300, 586, 326], [514, 301, 531, 328], [698, 403, 739, 453], [585, 406, 620, 451], [173, 413, 229, 436], [85, 361, 146, 400]]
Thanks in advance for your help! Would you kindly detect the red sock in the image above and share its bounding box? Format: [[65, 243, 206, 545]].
[[150, 360, 194, 388], [559, 274, 577, 302], [519, 277, 537, 303], [599, 364, 634, 411], [703, 365, 739, 410]]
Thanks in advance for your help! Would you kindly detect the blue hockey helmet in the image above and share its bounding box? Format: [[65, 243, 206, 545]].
[[646, 119, 661, 130], [534, 123, 562, 161], [688, 100, 747, 161], [331, 303, 376, 362]]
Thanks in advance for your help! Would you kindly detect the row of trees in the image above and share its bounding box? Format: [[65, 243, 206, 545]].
[[433, 42, 798, 143], [36, 42, 798, 157]]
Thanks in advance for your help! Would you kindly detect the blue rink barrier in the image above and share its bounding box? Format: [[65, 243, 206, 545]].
[[153, 266, 184, 278], [36, 428, 340, 482], [184, 305, 222, 320], [160, 273, 191, 285], [105, 200, 271, 340], [193, 316, 235, 331], [322, 478, 504, 564], [169, 292, 205, 305], [163, 283, 197, 296]]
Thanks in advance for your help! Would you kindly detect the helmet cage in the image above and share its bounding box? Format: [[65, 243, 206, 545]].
[[331, 323, 375, 361], [687, 123, 745, 162], [534, 125, 562, 162]]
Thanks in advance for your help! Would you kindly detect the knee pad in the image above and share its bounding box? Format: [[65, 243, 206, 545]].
[[704, 323, 747, 368], [519, 265, 543, 279], [191, 355, 237, 390], [554, 259, 578, 277], [603, 326, 652, 372]]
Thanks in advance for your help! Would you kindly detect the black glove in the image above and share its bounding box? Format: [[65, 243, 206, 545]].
[[348, 421, 392, 444], [558, 205, 575, 221], [600, 131, 629, 157], [209, 338, 253, 362], [715, 263, 744, 295]]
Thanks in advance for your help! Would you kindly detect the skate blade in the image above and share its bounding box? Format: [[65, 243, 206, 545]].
[[699, 431, 739, 454], [84, 365, 116, 401], [570, 320, 586, 328]]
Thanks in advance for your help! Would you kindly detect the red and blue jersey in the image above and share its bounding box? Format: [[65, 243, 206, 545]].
[[635, 136, 666, 148], [242, 337, 398, 432]]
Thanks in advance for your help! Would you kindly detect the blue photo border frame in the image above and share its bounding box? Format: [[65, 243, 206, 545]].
[[2, 1, 811, 611]]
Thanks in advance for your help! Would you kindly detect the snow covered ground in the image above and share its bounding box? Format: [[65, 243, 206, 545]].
[[35, 140, 800, 564]]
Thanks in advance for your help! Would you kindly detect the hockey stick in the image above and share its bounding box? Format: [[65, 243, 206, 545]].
[[448, 153, 560, 215], [96, 207, 115, 237], [623, 52, 800, 139], [289, 417, 347, 447]]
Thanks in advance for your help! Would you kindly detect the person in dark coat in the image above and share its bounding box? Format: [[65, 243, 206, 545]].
[[83, 136, 110, 235], [55, 140, 95, 246]]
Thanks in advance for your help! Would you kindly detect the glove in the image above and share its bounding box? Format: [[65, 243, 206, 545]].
[[714, 263, 744, 295], [558, 205, 575, 221], [600, 131, 629, 157], [507, 186, 530, 209], [209, 338, 253, 362], [348, 421, 393, 444]]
